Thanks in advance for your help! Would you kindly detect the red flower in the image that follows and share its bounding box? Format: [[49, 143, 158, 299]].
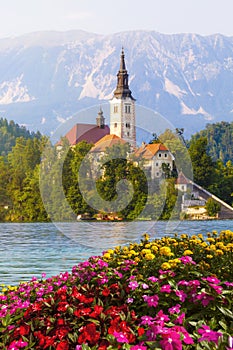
[[56, 340, 69, 350], [89, 305, 104, 318], [138, 327, 145, 336], [72, 286, 94, 303], [56, 326, 70, 340], [78, 323, 100, 345], [102, 287, 110, 296], [74, 307, 92, 317], [57, 301, 69, 312], [19, 324, 30, 336]]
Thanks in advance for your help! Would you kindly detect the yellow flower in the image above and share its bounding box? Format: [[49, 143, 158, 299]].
[[207, 238, 215, 243], [145, 253, 155, 260], [129, 250, 138, 256], [103, 253, 111, 259], [161, 262, 171, 270], [141, 249, 152, 255], [183, 250, 193, 255], [215, 249, 224, 256], [160, 246, 174, 256], [143, 233, 150, 241], [206, 255, 213, 259], [151, 245, 158, 253]]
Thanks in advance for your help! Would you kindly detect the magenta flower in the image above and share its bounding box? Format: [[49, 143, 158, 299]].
[[148, 276, 159, 282], [8, 340, 28, 349], [195, 292, 214, 306], [127, 297, 134, 303], [204, 276, 220, 284], [174, 312, 185, 325], [160, 284, 172, 293], [198, 325, 222, 345], [168, 304, 181, 314], [113, 331, 129, 343], [142, 283, 149, 289], [140, 315, 155, 326], [131, 345, 147, 350], [128, 280, 139, 290], [209, 283, 223, 294], [143, 294, 159, 307], [175, 290, 187, 302], [160, 331, 182, 350], [179, 256, 196, 265], [155, 310, 170, 325]]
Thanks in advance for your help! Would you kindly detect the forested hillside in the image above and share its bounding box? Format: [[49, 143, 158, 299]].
[[0, 118, 42, 156], [0, 122, 233, 222], [190, 121, 233, 164]]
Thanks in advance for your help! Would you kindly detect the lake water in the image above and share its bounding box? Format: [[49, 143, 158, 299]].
[[1, 219, 233, 285]]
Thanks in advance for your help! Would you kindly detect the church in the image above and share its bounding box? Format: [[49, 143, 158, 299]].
[[63, 48, 174, 179]]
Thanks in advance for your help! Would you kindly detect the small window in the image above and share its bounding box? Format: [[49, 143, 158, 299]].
[[156, 162, 159, 166], [127, 132, 130, 136], [156, 172, 160, 177], [158, 153, 162, 157], [181, 185, 185, 190], [125, 105, 131, 113], [114, 123, 117, 128], [126, 123, 130, 128], [114, 106, 118, 113], [164, 153, 167, 158]]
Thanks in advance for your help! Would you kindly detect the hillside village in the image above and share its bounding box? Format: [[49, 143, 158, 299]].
[[59, 49, 233, 220]]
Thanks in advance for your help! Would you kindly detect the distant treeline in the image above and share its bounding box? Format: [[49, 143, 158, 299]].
[[0, 118, 42, 156], [0, 118, 233, 222], [190, 121, 233, 164]]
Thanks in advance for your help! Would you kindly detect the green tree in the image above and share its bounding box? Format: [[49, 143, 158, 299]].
[[205, 198, 221, 217], [188, 136, 216, 189]]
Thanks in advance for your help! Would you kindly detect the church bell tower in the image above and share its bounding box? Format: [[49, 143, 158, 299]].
[[110, 48, 136, 147]]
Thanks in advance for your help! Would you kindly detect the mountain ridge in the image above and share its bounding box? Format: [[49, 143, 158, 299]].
[[0, 29, 232, 137]]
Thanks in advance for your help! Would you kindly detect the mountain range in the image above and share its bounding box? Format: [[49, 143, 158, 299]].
[[0, 29, 233, 138]]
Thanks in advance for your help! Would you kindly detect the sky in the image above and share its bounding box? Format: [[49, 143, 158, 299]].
[[0, 0, 232, 39]]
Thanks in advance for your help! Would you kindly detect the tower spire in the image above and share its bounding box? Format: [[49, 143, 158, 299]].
[[120, 47, 126, 71], [113, 48, 135, 100]]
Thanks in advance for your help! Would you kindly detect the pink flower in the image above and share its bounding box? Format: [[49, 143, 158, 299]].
[[173, 326, 194, 345], [198, 325, 222, 345], [127, 297, 134, 303], [113, 331, 129, 343], [155, 310, 170, 325], [148, 276, 159, 283], [204, 276, 220, 284], [209, 283, 223, 294], [8, 340, 28, 349], [160, 331, 182, 350], [174, 312, 185, 325], [143, 294, 159, 307], [175, 290, 187, 302], [160, 284, 172, 293], [131, 345, 147, 350], [168, 304, 181, 314], [179, 256, 196, 265], [140, 315, 155, 326], [128, 280, 139, 290], [195, 292, 214, 306]]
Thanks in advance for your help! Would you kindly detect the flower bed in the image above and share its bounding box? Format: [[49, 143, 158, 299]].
[[0, 230, 233, 349]]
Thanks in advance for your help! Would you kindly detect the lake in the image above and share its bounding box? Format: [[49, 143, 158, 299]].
[[1, 219, 233, 285]]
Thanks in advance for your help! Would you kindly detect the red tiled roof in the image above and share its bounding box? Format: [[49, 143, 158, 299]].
[[134, 143, 169, 159], [176, 171, 190, 185], [91, 134, 127, 152], [65, 124, 110, 145]]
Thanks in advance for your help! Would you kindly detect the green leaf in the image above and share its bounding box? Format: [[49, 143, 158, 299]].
[[217, 306, 233, 319]]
